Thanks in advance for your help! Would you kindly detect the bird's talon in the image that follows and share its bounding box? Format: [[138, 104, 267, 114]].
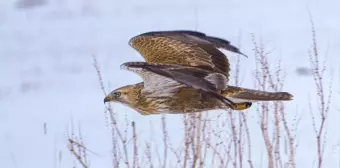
[[233, 102, 252, 110]]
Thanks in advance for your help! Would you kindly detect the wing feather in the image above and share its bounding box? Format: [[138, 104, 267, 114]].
[[121, 62, 236, 108], [121, 62, 183, 97], [132, 30, 247, 57], [128, 30, 246, 83]]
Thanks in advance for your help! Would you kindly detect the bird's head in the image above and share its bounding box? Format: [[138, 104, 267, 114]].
[[103, 83, 143, 105]]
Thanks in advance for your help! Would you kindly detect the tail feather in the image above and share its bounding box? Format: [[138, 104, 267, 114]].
[[222, 85, 294, 102]]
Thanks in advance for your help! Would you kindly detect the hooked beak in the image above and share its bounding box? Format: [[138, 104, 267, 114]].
[[103, 95, 113, 103]]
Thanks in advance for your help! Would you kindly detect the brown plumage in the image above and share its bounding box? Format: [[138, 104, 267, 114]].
[[107, 82, 229, 115], [128, 30, 248, 83], [221, 86, 293, 103], [104, 30, 294, 115]]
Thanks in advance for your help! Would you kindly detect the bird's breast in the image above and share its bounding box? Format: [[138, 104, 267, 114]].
[[137, 88, 225, 114]]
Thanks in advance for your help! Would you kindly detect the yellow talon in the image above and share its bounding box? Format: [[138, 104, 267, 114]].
[[234, 102, 252, 110]]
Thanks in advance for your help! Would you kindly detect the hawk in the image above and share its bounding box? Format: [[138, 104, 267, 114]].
[[103, 30, 293, 115]]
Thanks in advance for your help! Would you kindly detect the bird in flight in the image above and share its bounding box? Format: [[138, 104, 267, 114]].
[[103, 30, 293, 115]]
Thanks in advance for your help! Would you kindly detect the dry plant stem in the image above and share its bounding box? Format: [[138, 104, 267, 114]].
[[67, 119, 90, 168], [168, 141, 182, 166], [145, 142, 154, 168], [204, 136, 225, 167], [68, 138, 89, 168], [161, 115, 168, 168], [238, 115, 243, 168], [132, 122, 140, 168], [308, 14, 332, 168], [252, 37, 296, 167], [92, 55, 131, 168], [68, 144, 88, 168], [190, 114, 197, 165], [273, 103, 283, 168], [200, 114, 210, 168], [253, 37, 275, 168], [261, 102, 274, 168], [224, 136, 234, 168], [227, 55, 241, 168], [233, 54, 253, 168], [183, 114, 190, 168], [123, 115, 130, 168], [276, 74, 295, 168], [204, 117, 226, 167], [241, 113, 254, 168], [192, 113, 203, 168], [273, 60, 295, 168], [234, 51, 247, 168], [252, 36, 274, 168], [205, 120, 217, 166], [273, 69, 283, 168], [279, 102, 296, 168], [228, 110, 238, 168], [78, 127, 88, 165], [110, 127, 119, 168], [252, 33, 297, 168], [154, 139, 162, 167]]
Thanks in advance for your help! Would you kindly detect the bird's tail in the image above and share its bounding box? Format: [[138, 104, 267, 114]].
[[221, 85, 293, 102]]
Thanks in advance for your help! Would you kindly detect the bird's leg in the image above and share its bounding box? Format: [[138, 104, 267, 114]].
[[221, 87, 252, 110], [232, 102, 252, 111], [200, 91, 251, 110]]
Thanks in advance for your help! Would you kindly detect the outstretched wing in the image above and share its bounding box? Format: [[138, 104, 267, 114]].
[[222, 85, 294, 103], [121, 61, 236, 108], [128, 30, 247, 83], [121, 63, 184, 98]]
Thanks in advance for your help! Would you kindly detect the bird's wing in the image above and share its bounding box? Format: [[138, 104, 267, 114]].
[[128, 30, 247, 83], [221, 85, 294, 103], [121, 62, 236, 108], [121, 63, 183, 98]]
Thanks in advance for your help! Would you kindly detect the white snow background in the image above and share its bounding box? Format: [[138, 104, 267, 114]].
[[0, 0, 339, 167]]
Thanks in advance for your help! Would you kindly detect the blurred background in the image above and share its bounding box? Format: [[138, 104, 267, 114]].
[[0, 0, 339, 167]]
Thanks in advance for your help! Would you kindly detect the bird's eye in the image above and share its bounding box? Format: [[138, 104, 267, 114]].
[[113, 92, 121, 98]]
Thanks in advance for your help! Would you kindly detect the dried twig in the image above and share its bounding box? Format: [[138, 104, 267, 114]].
[[307, 12, 332, 168], [132, 122, 140, 168]]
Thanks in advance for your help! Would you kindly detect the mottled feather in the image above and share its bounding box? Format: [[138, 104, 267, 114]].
[[103, 30, 294, 115], [121, 62, 236, 108], [133, 30, 247, 57], [120, 62, 184, 97], [128, 30, 247, 83], [221, 85, 294, 103]]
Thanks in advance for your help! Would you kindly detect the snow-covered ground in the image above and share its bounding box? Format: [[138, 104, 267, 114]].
[[0, 0, 339, 167]]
